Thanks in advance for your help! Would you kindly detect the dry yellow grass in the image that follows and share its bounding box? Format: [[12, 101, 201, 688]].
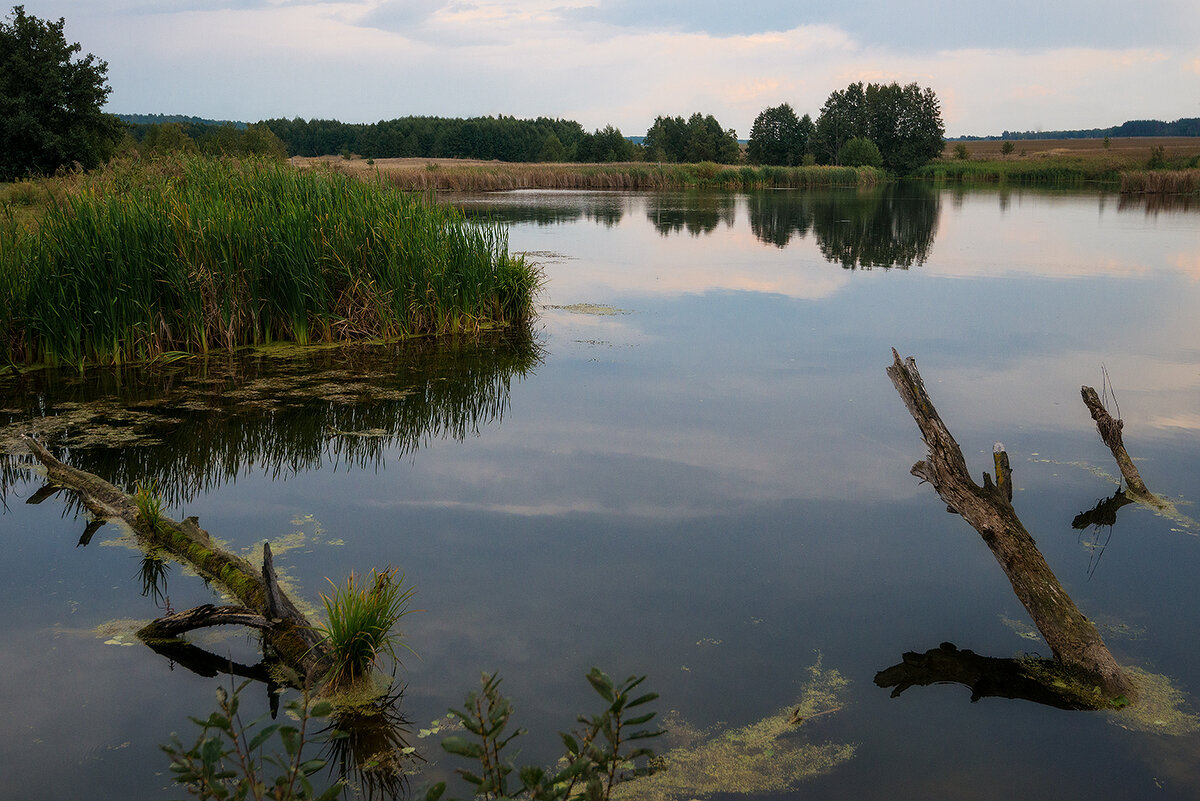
[[944, 137, 1200, 162]]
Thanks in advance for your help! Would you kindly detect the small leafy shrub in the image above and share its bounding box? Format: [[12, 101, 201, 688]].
[[1000, 141, 1015, 156], [317, 567, 415, 686], [952, 142, 970, 161], [162, 680, 343, 801], [432, 668, 662, 801], [839, 137, 884, 168], [1147, 145, 1166, 169], [694, 161, 721, 181]]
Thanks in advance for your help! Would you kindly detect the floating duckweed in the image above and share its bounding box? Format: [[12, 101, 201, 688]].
[[1108, 667, 1200, 735], [91, 618, 147, 643], [544, 303, 627, 316], [1000, 614, 1042, 642], [615, 659, 855, 801]]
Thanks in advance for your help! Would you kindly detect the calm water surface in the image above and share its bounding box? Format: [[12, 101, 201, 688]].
[[2, 186, 1199, 800]]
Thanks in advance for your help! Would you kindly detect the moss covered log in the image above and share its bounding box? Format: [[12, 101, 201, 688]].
[[23, 435, 331, 679]]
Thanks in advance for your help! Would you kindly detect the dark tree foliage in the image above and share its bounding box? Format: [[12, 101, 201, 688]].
[[260, 115, 629, 163], [837, 136, 883, 168], [811, 83, 869, 165], [993, 117, 1200, 140], [644, 113, 740, 164], [747, 103, 812, 166], [130, 120, 288, 159], [0, 5, 124, 180], [813, 82, 944, 174]]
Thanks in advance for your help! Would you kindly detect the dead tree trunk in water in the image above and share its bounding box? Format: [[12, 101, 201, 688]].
[[1080, 386, 1165, 508], [22, 435, 332, 682], [887, 351, 1134, 701]]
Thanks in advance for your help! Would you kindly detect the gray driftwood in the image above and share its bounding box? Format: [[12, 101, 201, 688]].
[[887, 351, 1134, 700]]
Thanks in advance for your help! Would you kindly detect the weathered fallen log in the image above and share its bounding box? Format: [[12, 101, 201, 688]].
[[22, 435, 332, 682], [887, 351, 1134, 701]]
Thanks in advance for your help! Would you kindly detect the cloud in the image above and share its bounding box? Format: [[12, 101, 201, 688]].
[[32, 0, 1195, 136]]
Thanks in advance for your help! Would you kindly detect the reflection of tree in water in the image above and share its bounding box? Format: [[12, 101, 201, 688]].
[[746, 185, 940, 269], [646, 192, 736, 237], [1, 329, 540, 507], [812, 183, 939, 269], [747, 191, 814, 248]]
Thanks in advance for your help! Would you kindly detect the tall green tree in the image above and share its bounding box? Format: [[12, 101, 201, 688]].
[[0, 5, 123, 180], [813, 81, 943, 173], [645, 113, 739, 164], [747, 103, 812, 165], [865, 82, 944, 173]]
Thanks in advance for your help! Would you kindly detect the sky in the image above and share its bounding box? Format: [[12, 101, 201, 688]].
[[15, 0, 1200, 138]]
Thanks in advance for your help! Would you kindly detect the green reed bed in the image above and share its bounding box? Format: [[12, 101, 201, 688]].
[[0, 157, 538, 366], [912, 158, 1126, 186]]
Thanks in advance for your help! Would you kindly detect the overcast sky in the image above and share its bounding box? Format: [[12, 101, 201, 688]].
[[17, 0, 1200, 137]]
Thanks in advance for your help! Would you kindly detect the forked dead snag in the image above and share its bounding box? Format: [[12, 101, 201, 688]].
[[886, 351, 1134, 701]]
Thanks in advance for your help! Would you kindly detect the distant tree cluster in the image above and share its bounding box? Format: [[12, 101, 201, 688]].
[[746, 104, 814, 167], [260, 116, 639, 163], [747, 82, 945, 174], [0, 5, 124, 180], [984, 118, 1200, 141], [643, 113, 740, 164], [128, 121, 288, 160]]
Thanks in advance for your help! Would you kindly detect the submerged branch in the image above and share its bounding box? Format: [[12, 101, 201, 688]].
[[886, 350, 1134, 701]]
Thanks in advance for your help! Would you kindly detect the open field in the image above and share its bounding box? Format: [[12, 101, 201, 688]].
[[922, 137, 1200, 188], [944, 136, 1200, 162]]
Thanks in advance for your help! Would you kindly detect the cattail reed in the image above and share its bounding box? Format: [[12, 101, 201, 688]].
[[0, 156, 540, 366]]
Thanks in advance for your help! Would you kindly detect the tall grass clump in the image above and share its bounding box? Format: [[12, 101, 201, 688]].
[[317, 567, 414, 687], [0, 156, 539, 366]]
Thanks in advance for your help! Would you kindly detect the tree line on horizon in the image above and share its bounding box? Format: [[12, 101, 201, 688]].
[[4, 3, 1196, 184]]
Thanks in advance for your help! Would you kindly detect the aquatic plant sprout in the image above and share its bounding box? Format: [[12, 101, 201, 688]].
[[317, 567, 415, 686]]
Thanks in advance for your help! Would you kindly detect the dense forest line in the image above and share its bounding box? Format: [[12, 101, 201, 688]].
[[960, 117, 1200, 141]]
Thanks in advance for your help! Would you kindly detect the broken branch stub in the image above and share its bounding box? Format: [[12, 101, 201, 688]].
[[1080, 385, 1161, 504], [887, 350, 1134, 701]]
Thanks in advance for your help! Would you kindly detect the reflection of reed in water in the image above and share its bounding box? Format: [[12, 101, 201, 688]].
[[1, 329, 540, 507], [322, 689, 415, 801]]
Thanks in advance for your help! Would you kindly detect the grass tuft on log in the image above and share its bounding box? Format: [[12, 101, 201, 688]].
[[0, 156, 540, 367], [317, 567, 415, 688]]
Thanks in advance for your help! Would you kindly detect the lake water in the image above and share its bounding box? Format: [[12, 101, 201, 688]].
[[2, 185, 1200, 800]]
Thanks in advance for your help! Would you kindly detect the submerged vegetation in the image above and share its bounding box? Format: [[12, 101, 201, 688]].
[[0, 155, 539, 367]]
